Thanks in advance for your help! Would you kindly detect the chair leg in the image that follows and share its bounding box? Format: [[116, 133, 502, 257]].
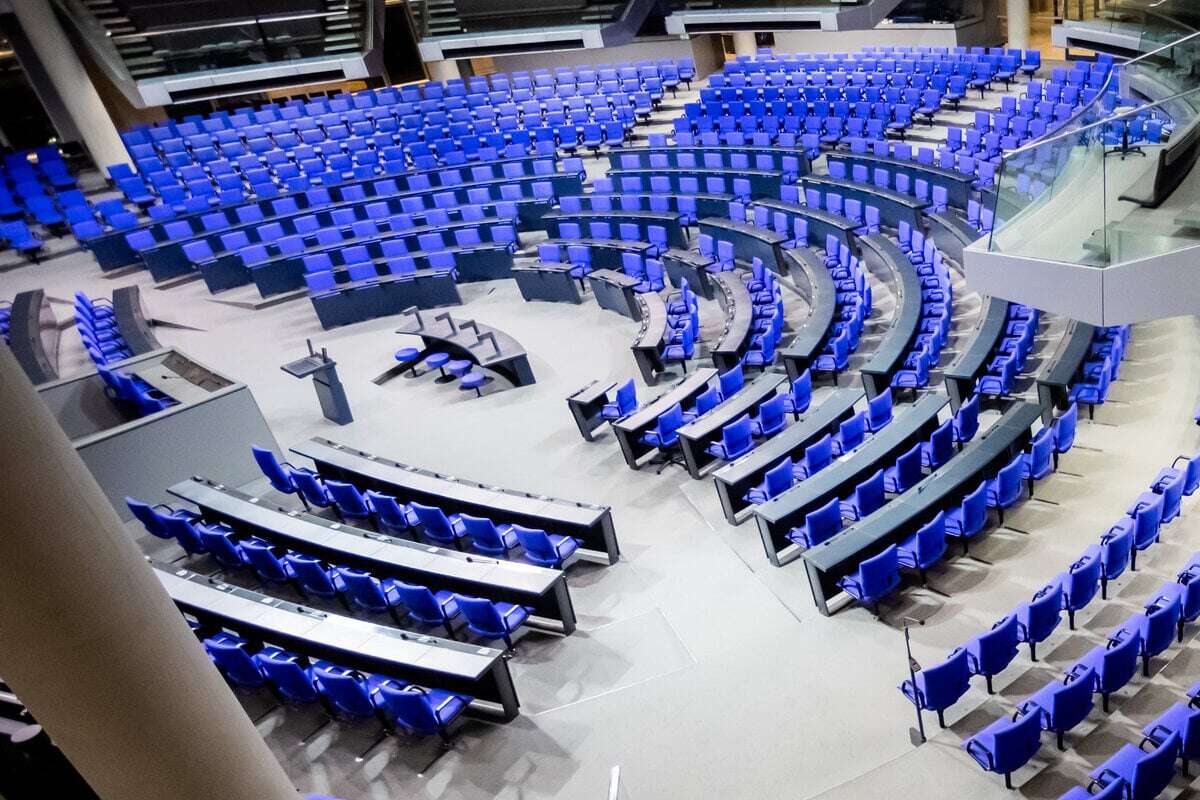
[[985, 674, 994, 694], [1101, 577, 1108, 600], [937, 709, 946, 728], [356, 728, 391, 762], [1068, 609, 1075, 630], [1143, 653, 1150, 677], [1103, 693, 1110, 713], [502, 631, 517, 658], [1057, 730, 1065, 751], [443, 620, 457, 640], [1004, 772, 1013, 790], [1029, 641, 1037, 662], [294, 491, 311, 512]]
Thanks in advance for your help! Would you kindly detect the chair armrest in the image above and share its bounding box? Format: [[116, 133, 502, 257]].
[[963, 739, 994, 769], [434, 694, 458, 713]]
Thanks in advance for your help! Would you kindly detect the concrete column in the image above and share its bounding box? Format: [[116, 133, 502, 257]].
[[427, 58, 461, 82], [731, 31, 757, 59], [1006, 0, 1031, 50], [10, 0, 130, 171], [0, 345, 298, 800]]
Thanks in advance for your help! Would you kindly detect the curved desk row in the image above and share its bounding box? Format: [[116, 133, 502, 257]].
[[926, 210, 983, 262], [612, 368, 718, 469], [542, 209, 687, 249], [513, 263, 583, 305], [753, 198, 859, 252], [857, 234, 923, 400], [710, 271, 756, 372], [678, 372, 786, 479], [251, 226, 517, 298], [943, 295, 1011, 412], [826, 152, 975, 210], [393, 309, 534, 387], [802, 401, 1042, 614], [697, 217, 786, 272], [7, 289, 59, 385], [540, 237, 654, 270], [609, 145, 808, 178], [572, 191, 734, 221], [157, 564, 521, 719], [195, 215, 496, 293], [110, 154, 567, 270], [631, 291, 671, 385], [801, 176, 927, 231], [112, 286, 163, 355], [292, 438, 619, 565], [168, 477, 576, 634], [714, 388, 863, 525], [753, 393, 948, 567], [590, 269, 643, 320], [137, 172, 579, 282], [1036, 319, 1096, 424], [779, 248, 837, 382], [605, 167, 783, 201], [310, 269, 461, 329]]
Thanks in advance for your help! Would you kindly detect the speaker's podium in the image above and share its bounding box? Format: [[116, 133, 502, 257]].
[[281, 341, 353, 426]]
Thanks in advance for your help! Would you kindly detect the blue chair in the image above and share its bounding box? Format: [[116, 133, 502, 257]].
[[1069, 628, 1143, 712], [1052, 402, 1077, 468], [884, 442, 923, 494], [198, 522, 246, 570], [920, 419, 954, 470], [601, 379, 637, 421], [899, 647, 971, 728], [961, 614, 1019, 694], [255, 646, 322, 707], [453, 594, 529, 653], [642, 403, 686, 473], [393, 580, 461, 637], [460, 513, 518, 557], [1015, 582, 1063, 661], [376, 682, 469, 745], [1021, 427, 1055, 496], [783, 370, 812, 419], [681, 386, 720, 424], [204, 634, 269, 695], [840, 469, 886, 521], [953, 394, 980, 448], [945, 480, 989, 554], [745, 457, 795, 505], [794, 433, 833, 480], [1151, 572, 1200, 643], [866, 389, 893, 432], [1156, 452, 1200, 497], [513, 524, 580, 569], [1056, 549, 1102, 629], [1089, 730, 1180, 800], [251, 445, 310, 509], [831, 411, 867, 456], [717, 365, 744, 400], [364, 491, 417, 535], [837, 545, 901, 614], [311, 664, 392, 760], [896, 511, 947, 584], [752, 394, 787, 439], [1088, 519, 1134, 599], [1125, 595, 1183, 676], [1019, 668, 1096, 751], [1143, 703, 1200, 777], [339, 567, 406, 625], [126, 496, 194, 541], [1059, 778, 1128, 800], [284, 553, 349, 608], [289, 468, 335, 511], [786, 497, 843, 549], [1150, 467, 1186, 525], [961, 709, 1043, 789], [410, 501, 468, 549], [707, 414, 755, 461], [1127, 492, 1164, 569], [324, 479, 372, 524], [986, 453, 1025, 523]]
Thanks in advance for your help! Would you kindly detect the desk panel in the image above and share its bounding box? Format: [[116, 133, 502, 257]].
[[826, 153, 975, 210], [612, 368, 718, 468], [1036, 319, 1096, 424], [801, 176, 927, 231], [858, 234, 923, 399], [943, 295, 1010, 412], [779, 248, 836, 381], [697, 218, 786, 273], [710, 272, 755, 372]]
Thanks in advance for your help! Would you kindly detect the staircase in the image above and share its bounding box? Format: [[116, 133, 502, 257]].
[[81, 0, 166, 79]]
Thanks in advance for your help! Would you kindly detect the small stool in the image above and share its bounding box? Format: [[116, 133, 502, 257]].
[[394, 347, 420, 376], [423, 352, 450, 381], [460, 372, 486, 397], [446, 359, 472, 379]]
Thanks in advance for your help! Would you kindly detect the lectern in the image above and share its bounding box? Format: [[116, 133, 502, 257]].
[[281, 340, 353, 425]]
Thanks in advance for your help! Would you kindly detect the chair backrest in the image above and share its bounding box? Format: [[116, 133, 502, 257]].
[[976, 615, 1019, 674], [256, 649, 320, 703], [204, 637, 265, 687], [1096, 629, 1142, 693], [1099, 521, 1134, 579], [868, 389, 893, 430], [393, 580, 442, 620], [1062, 549, 1101, 610], [1043, 666, 1096, 731], [854, 469, 886, 517], [719, 365, 744, 398], [325, 479, 369, 517], [377, 683, 441, 733], [456, 594, 504, 635], [284, 553, 339, 595], [859, 545, 900, 598], [919, 648, 972, 711], [1053, 402, 1077, 454], [694, 386, 720, 417], [340, 568, 388, 610], [125, 497, 171, 538], [956, 393, 980, 442], [1145, 596, 1181, 653], [240, 537, 290, 582], [1132, 730, 1181, 798], [806, 433, 834, 475], [894, 442, 923, 490], [807, 497, 844, 545], [365, 490, 409, 530], [839, 411, 867, 452], [764, 458, 795, 499], [758, 394, 785, 431], [927, 419, 954, 468], [996, 453, 1024, 504], [791, 370, 812, 411], [989, 710, 1043, 773], [1026, 582, 1063, 640], [460, 513, 503, 548], [410, 501, 453, 536], [915, 511, 948, 564], [313, 665, 376, 718], [724, 414, 754, 456], [513, 524, 555, 559]]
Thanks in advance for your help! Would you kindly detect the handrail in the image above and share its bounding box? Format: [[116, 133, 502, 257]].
[[111, 11, 353, 43]]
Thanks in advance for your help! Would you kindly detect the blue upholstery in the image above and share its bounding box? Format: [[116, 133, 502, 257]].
[[745, 457, 795, 505], [883, 442, 923, 494], [787, 497, 843, 549], [840, 468, 885, 521], [783, 370, 812, 418], [1019, 667, 1095, 750], [1055, 549, 1102, 629], [899, 647, 971, 728], [961, 709, 1043, 789], [837, 545, 900, 611], [1127, 492, 1164, 564], [866, 389, 893, 433], [1142, 703, 1200, 777], [460, 513, 518, 557], [794, 433, 833, 480], [1020, 427, 1055, 495], [953, 393, 980, 446], [393, 581, 460, 636], [284, 553, 348, 601], [1069, 628, 1142, 711], [364, 490, 416, 534], [1015, 582, 1063, 661], [896, 511, 947, 582], [513, 524, 580, 568], [985, 453, 1024, 523], [961, 614, 1019, 694], [324, 479, 372, 523], [376, 682, 469, 742], [920, 418, 954, 470], [411, 501, 468, 548], [602, 379, 637, 421], [1088, 519, 1134, 599], [1089, 731, 1179, 800], [831, 411, 867, 456], [706, 413, 755, 461], [945, 480, 989, 552], [752, 394, 787, 439], [454, 593, 529, 651]]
